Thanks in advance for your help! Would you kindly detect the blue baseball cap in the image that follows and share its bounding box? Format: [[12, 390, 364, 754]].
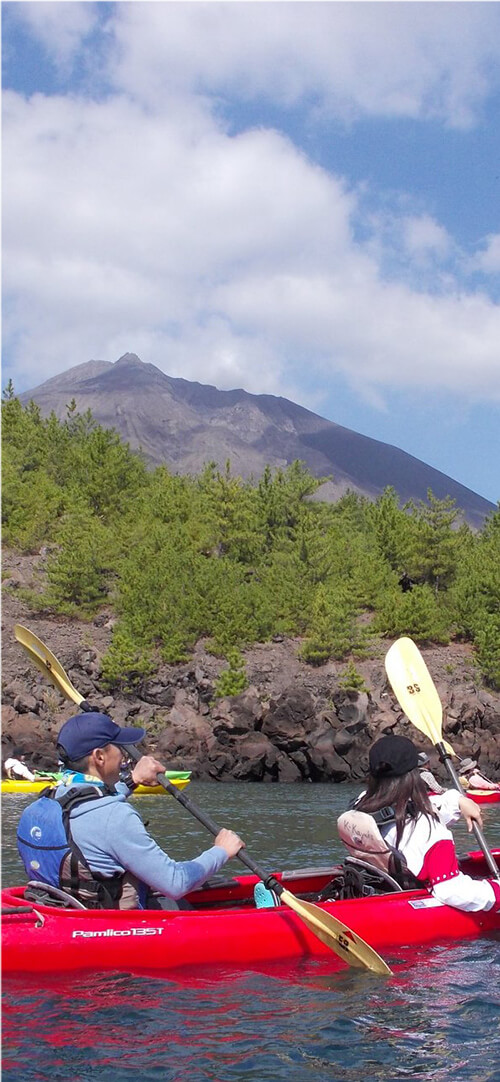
[[57, 713, 145, 761]]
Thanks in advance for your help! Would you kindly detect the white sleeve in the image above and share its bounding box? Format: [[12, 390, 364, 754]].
[[433, 873, 497, 912], [429, 789, 461, 825]]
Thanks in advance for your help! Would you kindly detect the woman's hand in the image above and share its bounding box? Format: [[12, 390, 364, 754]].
[[458, 795, 484, 832]]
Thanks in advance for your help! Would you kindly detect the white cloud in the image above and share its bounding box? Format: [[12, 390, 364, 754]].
[[9, 1, 99, 69], [3, 3, 500, 415], [104, 2, 500, 128], [9, 3, 500, 127], [213, 268, 500, 396], [3, 81, 500, 406], [474, 234, 500, 275], [402, 216, 451, 260]]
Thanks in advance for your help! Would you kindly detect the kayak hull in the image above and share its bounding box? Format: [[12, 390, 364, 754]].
[[1, 774, 191, 796], [467, 790, 500, 805], [131, 777, 191, 796], [2, 850, 499, 977]]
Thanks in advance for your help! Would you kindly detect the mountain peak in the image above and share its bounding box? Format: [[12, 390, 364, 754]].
[[115, 353, 143, 366], [18, 354, 495, 527]]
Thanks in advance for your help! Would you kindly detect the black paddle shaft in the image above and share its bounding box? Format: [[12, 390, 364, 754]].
[[120, 742, 282, 894], [78, 698, 280, 891], [436, 742, 500, 881]]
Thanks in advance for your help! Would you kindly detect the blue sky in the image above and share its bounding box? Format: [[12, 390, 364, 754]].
[[2, 2, 500, 504]]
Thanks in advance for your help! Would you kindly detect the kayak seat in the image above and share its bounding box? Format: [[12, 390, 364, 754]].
[[316, 858, 403, 902], [345, 857, 403, 892], [337, 809, 421, 891], [24, 880, 88, 910]]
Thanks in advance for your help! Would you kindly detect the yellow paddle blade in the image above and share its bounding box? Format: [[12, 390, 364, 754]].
[[14, 624, 84, 707], [280, 889, 392, 975], [385, 638, 455, 756]]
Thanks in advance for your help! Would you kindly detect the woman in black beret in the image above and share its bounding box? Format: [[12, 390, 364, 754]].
[[338, 735, 500, 914]]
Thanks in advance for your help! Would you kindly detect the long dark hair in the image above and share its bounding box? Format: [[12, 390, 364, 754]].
[[356, 768, 438, 847]]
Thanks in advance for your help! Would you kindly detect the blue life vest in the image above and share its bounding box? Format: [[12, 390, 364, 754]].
[[17, 786, 127, 908]]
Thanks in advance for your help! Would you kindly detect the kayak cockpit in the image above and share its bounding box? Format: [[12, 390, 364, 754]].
[[6, 860, 406, 918], [4, 849, 497, 917]]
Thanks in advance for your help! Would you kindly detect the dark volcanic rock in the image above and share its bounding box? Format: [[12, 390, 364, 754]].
[[2, 560, 500, 785]]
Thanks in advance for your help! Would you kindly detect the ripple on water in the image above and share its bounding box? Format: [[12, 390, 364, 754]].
[[2, 938, 500, 1082]]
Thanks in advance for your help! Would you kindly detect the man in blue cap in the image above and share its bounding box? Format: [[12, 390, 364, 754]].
[[18, 712, 244, 910]]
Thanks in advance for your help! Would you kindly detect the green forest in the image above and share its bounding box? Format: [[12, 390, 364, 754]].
[[3, 387, 500, 691]]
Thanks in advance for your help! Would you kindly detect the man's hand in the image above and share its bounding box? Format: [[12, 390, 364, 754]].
[[131, 755, 167, 787], [458, 795, 484, 832], [214, 828, 245, 859]]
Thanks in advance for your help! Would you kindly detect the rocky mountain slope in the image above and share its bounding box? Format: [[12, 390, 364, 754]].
[[3, 551, 500, 786], [19, 353, 495, 528]]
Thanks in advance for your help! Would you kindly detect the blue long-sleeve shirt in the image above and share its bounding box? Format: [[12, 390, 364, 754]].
[[56, 781, 229, 899]]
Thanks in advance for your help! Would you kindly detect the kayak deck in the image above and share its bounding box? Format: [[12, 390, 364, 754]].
[[2, 849, 499, 977]]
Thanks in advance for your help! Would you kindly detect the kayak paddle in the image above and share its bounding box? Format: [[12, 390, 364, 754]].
[[14, 623, 392, 974], [385, 636, 500, 881]]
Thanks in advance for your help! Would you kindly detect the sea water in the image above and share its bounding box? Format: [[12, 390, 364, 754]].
[[2, 783, 500, 1082]]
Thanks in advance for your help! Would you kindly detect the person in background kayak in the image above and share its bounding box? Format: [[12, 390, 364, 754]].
[[37, 712, 243, 909], [417, 751, 445, 795], [338, 735, 500, 914], [458, 758, 500, 792], [4, 748, 36, 782]]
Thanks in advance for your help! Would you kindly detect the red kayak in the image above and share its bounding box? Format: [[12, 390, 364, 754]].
[[467, 790, 500, 805], [429, 789, 500, 805], [2, 850, 499, 978]]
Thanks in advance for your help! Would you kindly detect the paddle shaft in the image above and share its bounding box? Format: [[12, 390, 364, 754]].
[[120, 738, 278, 888], [435, 741, 500, 880], [64, 698, 274, 884], [119, 739, 390, 971]]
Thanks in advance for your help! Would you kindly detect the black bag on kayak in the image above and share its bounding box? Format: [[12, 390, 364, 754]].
[[17, 786, 125, 909]]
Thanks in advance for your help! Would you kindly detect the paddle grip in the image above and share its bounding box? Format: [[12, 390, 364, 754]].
[[436, 742, 500, 881], [120, 743, 277, 887]]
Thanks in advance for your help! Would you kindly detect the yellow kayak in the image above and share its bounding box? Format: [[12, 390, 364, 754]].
[[1, 773, 191, 796]]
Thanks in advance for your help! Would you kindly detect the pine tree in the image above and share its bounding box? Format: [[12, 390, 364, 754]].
[[375, 583, 449, 643], [214, 649, 249, 698], [44, 505, 115, 612], [100, 627, 154, 692], [408, 489, 463, 593], [369, 486, 412, 571]]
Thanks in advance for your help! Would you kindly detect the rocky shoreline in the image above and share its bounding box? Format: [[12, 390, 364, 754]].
[[2, 551, 500, 785]]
